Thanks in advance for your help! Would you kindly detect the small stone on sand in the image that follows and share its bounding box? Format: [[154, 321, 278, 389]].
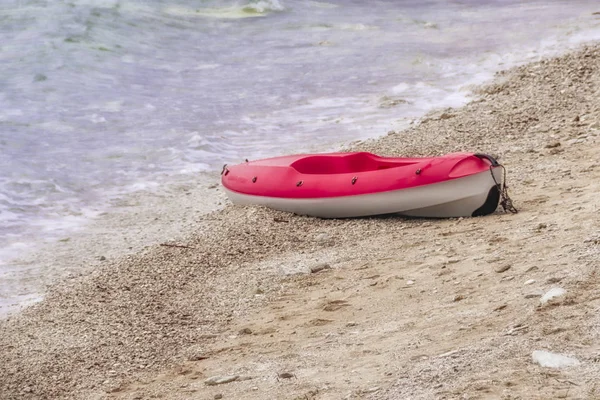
[[532, 350, 580, 368], [310, 263, 331, 273], [205, 375, 239, 386], [495, 264, 511, 273], [540, 287, 566, 305]]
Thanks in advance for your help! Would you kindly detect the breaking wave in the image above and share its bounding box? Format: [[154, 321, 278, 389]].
[[164, 0, 285, 19]]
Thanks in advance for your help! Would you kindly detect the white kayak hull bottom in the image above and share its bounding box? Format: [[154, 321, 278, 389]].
[[224, 169, 503, 218]]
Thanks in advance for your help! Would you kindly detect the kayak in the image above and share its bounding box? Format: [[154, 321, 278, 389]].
[[221, 152, 505, 218]]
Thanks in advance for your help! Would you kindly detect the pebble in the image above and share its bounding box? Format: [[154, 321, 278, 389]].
[[315, 233, 331, 242], [532, 350, 580, 368], [524, 293, 541, 299], [310, 263, 331, 273], [494, 264, 511, 273], [362, 387, 381, 393], [540, 287, 566, 305], [214, 394, 223, 400], [524, 279, 536, 285], [438, 349, 460, 358], [505, 325, 527, 335], [205, 375, 239, 386], [406, 280, 415, 286]]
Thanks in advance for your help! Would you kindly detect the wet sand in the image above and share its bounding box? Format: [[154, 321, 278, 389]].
[[1, 43, 599, 399], [0, 172, 225, 318]]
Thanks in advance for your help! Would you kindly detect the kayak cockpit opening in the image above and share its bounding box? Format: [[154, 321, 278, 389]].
[[290, 152, 417, 175]]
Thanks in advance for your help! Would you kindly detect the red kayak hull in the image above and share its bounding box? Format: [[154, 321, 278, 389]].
[[221, 152, 502, 218], [222, 152, 496, 198]]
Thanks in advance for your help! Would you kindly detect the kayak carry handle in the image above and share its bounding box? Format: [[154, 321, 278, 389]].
[[474, 153, 500, 167], [475, 153, 518, 214]]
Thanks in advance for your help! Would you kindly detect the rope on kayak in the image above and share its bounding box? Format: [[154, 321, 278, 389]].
[[221, 164, 229, 176], [491, 164, 518, 214]]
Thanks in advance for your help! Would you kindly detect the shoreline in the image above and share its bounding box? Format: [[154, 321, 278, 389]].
[[0, 171, 225, 318], [1, 42, 599, 399]]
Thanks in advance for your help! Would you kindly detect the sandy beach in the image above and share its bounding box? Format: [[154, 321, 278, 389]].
[[1, 42, 599, 400]]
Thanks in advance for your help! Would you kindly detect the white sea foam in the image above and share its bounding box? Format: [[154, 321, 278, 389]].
[[243, 0, 285, 13], [391, 83, 410, 94], [164, 0, 285, 19], [194, 63, 222, 70], [308, 1, 338, 9]]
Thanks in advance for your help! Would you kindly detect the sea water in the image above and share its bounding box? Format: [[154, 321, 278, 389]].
[[1, 0, 599, 311]]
